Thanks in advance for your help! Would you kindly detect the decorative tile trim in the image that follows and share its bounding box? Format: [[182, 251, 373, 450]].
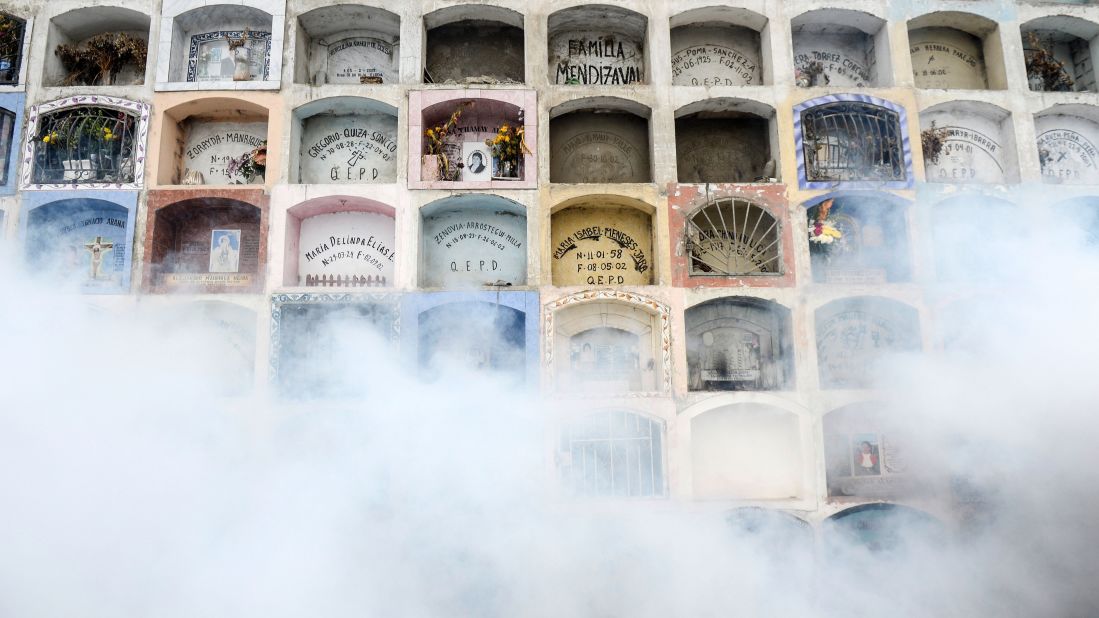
[[793, 93, 913, 190], [268, 292, 400, 383], [186, 30, 273, 83], [21, 96, 150, 191], [543, 290, 672, 396]]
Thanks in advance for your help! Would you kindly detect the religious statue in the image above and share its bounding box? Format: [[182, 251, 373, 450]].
[[83, 236, 114, 280]]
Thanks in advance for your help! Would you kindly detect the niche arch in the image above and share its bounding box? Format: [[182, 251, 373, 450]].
[[823, 503, 945, 554], [931, 194, 1020, 283], [674, 98, 777, 183], [920, 101, 1017, 184], [548, 4, 647, 85], [0, 11, 28, 86], [791, 9, 891, 87], [907, 11, 1005, 90], [549, 194, 654, 286], [814, 296, 922, 389], [685, 296, 794, 392], [558, 408, 667, 498], [291, 96, 398, 184], [1021, 15, 1099, 93], [420, 193, 527, 288], [803, 192, 911, 284], [1034, 104, 1099, 185], [823, 402, 919, 500], [154, 300, 257, 396], [545, 290, 671, 395], [669, 6, 769, 86], [284, 195, 396, 288], [154, 95, 273, 187], [424, 4, 524, 84], [294, 4, 399, 85], [43, 6, 150, 86], [550, 96, 652, 183]]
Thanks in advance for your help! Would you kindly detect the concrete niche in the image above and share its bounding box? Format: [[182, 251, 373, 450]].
[[160, 98, 269, 186], [551, 198, 653, 286], [675, 99, 775, 183], [1034, 106, 1099, 185], [424, 6, 524, 84], [145, 193, 267, 294], [292, 97, 398, 184], [44, 7, 149, 86], [550, 101, 651, 183], [685, 297, 793, 392], [920, 102, 1017, 184], [795, 94, 911, 188], [670, 7, 768, 87], [690, 404, 802, 500], [806, 193, 910, 284], [1021, 17, 1099, 93], [156, 301, 256, 396], [791, 9, 890, 87], [294, 5, 399, 85], [23, 193, 137, 294], [908, 13, 1005, 90], [285, 196, 395, 288], [417, 301, 526, 382], [548, 5, 646, 85], [0, 12, 26, 85], [824, 403, 917, 500], [162, 4, 278, 87], [551, 298, 663, 394], [823, 505, 942, 554], [559, 410, 666, 498], [814, 297, 922, 389], [421, 195, 526, 288], [931, 196, 1019, 283]]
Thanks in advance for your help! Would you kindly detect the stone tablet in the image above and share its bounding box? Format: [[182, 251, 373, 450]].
[[550, 112, 651, 183], [25, 201, 130, 292], [300, 113, 398, 184], [1035, 114, 1099, 185], [793, 32, 873, 87], [815, 301, 920, 389], [922, 113, 1007, 184], [325, 37, 397, 84], [909, 27, 987, 89], [298, 211, 395, 283], [670, 25, 762, 87], [549, 31, 644, 85], [551, 205, 653, 286], [422, 208, 526, 287], [182, 121, 267, 184]]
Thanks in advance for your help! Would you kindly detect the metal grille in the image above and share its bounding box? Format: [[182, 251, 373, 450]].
[[801, 102, 904, 182], [0, 14, 25, 85], [561, 410, 664, 498], [686, 198, 781, 275], [33, 106, 138, 184]]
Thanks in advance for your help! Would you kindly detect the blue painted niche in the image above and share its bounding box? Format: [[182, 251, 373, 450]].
[[21, 190, 138, 294]]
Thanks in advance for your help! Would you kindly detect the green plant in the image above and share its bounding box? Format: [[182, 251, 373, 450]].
[[54, 32, 147, 86]]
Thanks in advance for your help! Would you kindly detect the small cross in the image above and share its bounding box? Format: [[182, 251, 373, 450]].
[[83, 235, 114, 279]]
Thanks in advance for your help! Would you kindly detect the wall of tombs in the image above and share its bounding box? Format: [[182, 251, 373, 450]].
[[4, 0, 1099, 518]]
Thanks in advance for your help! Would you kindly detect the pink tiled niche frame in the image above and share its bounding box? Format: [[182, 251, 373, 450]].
[[408, 89, 537, 190]]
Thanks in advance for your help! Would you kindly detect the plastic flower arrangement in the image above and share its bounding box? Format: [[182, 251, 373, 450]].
[[809, 198, 843, 245], [424, 102, 470, 180], [485, 123, 531, 174], [226, 141, 267, 183]]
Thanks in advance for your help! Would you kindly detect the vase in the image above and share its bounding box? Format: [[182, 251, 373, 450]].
[[422, 154, 443, 181], [232, 46, 251, 81]]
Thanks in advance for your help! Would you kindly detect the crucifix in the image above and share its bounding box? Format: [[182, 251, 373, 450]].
[[83, 235, 114, 280]]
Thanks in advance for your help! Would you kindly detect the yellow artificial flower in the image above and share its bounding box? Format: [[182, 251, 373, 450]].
[[41, 135, 49, 144], [821, 225, 842, 238]]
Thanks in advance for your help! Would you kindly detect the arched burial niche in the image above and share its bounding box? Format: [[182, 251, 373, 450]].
[[284, 196, 395, 288], [794, 94, 912, 189], [558, 410, 666, 498], [908, 12, 1004, 90], [931, 196, 1020, 283], [1021, 17, 1099, 93], [0, 95, 22, 189], [548, 5, 646, 86], [23, 194, 137, 293], [424, 5, 524, 84], [294, 5, 399, 85], [145, 195, 265, 293], [550, 196, 653, 286], [43, 7, 150, 86], [156, 301, 256, 396], [24, 96, 149, 189], [548, 291, 670, 395], [675, 99, 777, 183], [790, 9, 890, 88], [292, 97, 398, 184], [815, 297, 922, 389], [0, 12, 27, 85], [805, 193, 911, 284], [670, 7, 768, 87], [683, 196, 784, 278], [824, 403, 918, 500], [549, 98, 652, 183], [271, 293, 399, 399], [823, 504, 944, 555], [1055, 196, 1099, 248], [685, 297, 794, 392], [1034, 105, 1099, 185], [160, 3, 280, 87], [158, 98, 268, 186], [416, 301, 526, 383], [690, 403, 802, 500], [920, 101, 1017, 184], [421, 194, 526, 288]]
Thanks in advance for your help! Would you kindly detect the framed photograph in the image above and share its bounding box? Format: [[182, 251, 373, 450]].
[[209, 229, 241, 273], [462, 141, 491, 182]]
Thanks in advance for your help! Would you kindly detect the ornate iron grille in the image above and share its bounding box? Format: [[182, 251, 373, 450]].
[[33, 106, 138, 184], [801, 102, 905, 183], [0, 14, 25, 85], [560, 410, 665, 498], [686, 198, 781, 275]]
